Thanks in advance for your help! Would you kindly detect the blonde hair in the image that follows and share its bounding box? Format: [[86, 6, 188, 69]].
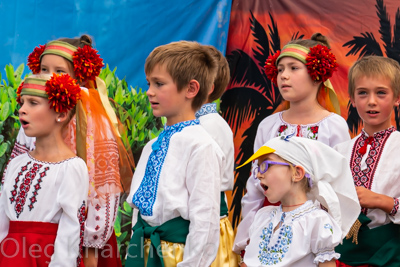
[[348, 55, 400, 98], [145, 41, 217, 110], [204, 45, 230, 103]]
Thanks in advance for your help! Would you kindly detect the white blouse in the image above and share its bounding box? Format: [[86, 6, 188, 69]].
[[0, 153, 89, 266], [127, 123, 224, 267], [234, 111, 350, 253], [3, 88, 120, 249], [335, 128, 400, 229], [244, 201, 341, 267], [198, 112, 234, 192]]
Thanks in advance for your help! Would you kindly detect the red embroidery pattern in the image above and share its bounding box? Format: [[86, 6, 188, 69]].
[[350, 127, 395, 214], [77, 201, 86, 266], [93, 141, 120, 189], [29, 167, 49, 210], [2, 142, 31, 184], [390, 198, 399, 217], [278, 125, 288, 135], [101, 194, 111, 242], [10, 162, 44, 218], [296, 125, 301, 137]]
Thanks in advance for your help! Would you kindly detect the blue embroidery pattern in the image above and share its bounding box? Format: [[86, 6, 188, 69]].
[[258, 213, 293, 265], [195, 103, 217, 119], [132, 120, 199, 216], [324, 223, 333, 234]]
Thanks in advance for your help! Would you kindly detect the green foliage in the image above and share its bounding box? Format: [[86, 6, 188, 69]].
[[114, 198, 133, 266], [0, 64, 25, 178]]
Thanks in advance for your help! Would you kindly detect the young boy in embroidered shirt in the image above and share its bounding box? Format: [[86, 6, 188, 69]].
[[126, 41, 224, 267], [335, 56, 400, 266], [195, 45, 237, 266]]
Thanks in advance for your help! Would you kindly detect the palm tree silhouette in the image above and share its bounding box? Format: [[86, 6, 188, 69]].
[[220, 11, 303, 227], [343, 0, 400, 134]]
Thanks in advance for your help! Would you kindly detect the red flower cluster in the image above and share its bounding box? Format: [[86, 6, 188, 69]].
[[73, 45, 104, 82], [310, 126, 319, 134], [16, 83, 24, 104], [306, 45, 338, 82], [27, 45, 46, 74], [45, 74, 81, 113], [264, 50, 281, 85], [278, 124, 288, 133]]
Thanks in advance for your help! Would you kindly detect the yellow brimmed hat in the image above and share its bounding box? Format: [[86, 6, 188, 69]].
[[237, 146, 275, 169]]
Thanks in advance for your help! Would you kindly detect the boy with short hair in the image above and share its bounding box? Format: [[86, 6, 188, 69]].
[[195, 45, 237, 266], [126, 41, 224, 267], [335, 55, 400, 266]]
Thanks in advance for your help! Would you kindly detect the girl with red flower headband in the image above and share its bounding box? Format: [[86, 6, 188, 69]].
[[0, 74, 89, 266], [234, 33, 352, 263], [7, 35, 134, 267]]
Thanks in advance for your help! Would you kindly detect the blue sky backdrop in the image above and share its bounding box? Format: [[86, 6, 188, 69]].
[[1, 0, 231, 90]]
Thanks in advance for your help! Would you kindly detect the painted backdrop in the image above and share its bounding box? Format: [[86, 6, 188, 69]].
[[222, 0, 400, 227]]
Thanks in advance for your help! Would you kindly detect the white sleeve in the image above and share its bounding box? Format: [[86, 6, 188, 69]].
[[221, 129, 235, 192], [178, 143, 222, 267], [325, 114, 351, 147], [49, 159, 89, 267], [83, 192, 120, 248], [2, 128, 35, 184], [0, 168, 10, 242], [310, 212, 341, 264]]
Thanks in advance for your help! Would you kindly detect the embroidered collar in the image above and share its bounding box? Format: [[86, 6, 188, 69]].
[[195, 103, 217, 119], [361, 126, 395, 140], [133, 119, 199, 216]]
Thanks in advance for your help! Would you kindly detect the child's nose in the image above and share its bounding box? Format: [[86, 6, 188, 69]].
[[368, 94, 378, 105]]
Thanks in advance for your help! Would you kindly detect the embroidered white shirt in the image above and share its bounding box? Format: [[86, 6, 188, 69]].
[[0, 153, 89, 266], [127, 123, 224, 267], [244, 201, 341, 266]]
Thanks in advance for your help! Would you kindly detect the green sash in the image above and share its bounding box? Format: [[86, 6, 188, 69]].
[[336, 213, 400, 266], [220, 192, 228, 217], [126, 213, 190, 267]]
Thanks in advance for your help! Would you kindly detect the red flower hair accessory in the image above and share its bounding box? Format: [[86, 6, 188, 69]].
[[73, 45, 104, 82], [264, 50, 281, 85], [27, 45, 46, 74], [306, 44, 338, 82], [264, 44, 338, 84], [16, 83, 24, 103], [46, 74, 81, 113]]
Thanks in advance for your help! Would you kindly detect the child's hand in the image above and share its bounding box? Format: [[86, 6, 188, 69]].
[[355, 186, 394, 213], [83, 247, 99, 267], [239, 263, 247, 267]]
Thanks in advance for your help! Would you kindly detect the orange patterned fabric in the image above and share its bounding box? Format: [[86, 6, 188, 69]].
[[63, 81, 134, 198]]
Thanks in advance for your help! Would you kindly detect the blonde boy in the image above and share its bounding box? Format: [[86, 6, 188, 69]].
[[126, 41, 224, 267], [335, 56, 400, 266]]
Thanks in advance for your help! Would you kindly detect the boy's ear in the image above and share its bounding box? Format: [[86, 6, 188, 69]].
[[394, 94, 400, 107], [350, 96, 356, 107], [186, 79, 200, 100]]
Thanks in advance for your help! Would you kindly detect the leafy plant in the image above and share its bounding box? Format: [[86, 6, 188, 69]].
[[0, 64, 25, 179]]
